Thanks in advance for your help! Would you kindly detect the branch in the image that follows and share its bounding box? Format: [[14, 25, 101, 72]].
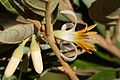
[[45, 0, 79, 80], [112, 15, 120, 42], [93, 34, 120, 58]]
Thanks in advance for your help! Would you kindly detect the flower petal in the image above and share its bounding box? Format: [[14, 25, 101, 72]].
[[60, 42, 78, 61], [53, 30, 75, 42], [74, 39, 96, 53], [84, 31, 97, 35], [60, 10, 77, 31], [87, 24, 97, 31]]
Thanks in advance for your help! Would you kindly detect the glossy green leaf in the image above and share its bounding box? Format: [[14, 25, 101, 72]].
[[95, 49, 120, 64], [39, 72, 69, 80], [0, 23, 34, 44], [70, 60, 113, 71], [0, 0, 18, 14], [87, 70, 116, 80]]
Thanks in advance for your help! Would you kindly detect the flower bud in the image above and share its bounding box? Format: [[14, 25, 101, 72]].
[[30, 35, 43, 74], [4, 38, 29, 77]]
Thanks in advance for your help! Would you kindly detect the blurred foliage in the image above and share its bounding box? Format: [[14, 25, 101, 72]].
[[0, 0, 120, 80]]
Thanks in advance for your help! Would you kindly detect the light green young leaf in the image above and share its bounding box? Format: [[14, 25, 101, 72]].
[[0, 23, 34, 44], [87, 70, 116, 80]]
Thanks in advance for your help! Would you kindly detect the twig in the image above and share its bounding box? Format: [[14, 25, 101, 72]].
[[112, 15, 120, 42], [45, 0, 52, 35], [93, 34, 120, 58], [45, 0, 79, 80]]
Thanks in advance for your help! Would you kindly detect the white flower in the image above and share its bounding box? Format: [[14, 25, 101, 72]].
[[53, 10, 97, 61]]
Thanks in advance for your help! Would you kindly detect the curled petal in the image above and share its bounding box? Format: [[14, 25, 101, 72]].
[[61, 23, 74, 31], [60, 10, 77, 32], [60, 41, 78, 61]]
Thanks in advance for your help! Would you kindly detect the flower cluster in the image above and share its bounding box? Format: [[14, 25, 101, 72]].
[[4, 10, 97, 78]]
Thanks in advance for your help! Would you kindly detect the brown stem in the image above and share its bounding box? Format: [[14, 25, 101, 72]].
[[112, 15, 120, 42], [105, 26, 112, 44], [45, 0, 79, 80], [45, 0, 52, 35], [47, 35, 79, 80]]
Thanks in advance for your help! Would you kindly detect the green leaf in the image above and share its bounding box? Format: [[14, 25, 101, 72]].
[[0, 23, 34, 44], [9, 0, 59, 24], [115, 41, 120, 48], [70, 60, 113, 71], [73, 0, 80, 7], [39, 72, 69, 80], [87, 70, 116, 80], [95, 49, 120, 64], [0, 0, 18, 14], [82, 0, 96, 8], [21, 0, 59, 16]]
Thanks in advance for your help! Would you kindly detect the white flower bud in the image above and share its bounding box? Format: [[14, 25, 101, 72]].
[[30, 35, 43, 74], [4, 38, 30, 77]]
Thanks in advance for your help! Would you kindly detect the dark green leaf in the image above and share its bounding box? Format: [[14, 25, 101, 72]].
[[39, 72, 69, 80], [95, 49, 120, 64], [70, 60, 113, 71], [87, 70, 116, 80]]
